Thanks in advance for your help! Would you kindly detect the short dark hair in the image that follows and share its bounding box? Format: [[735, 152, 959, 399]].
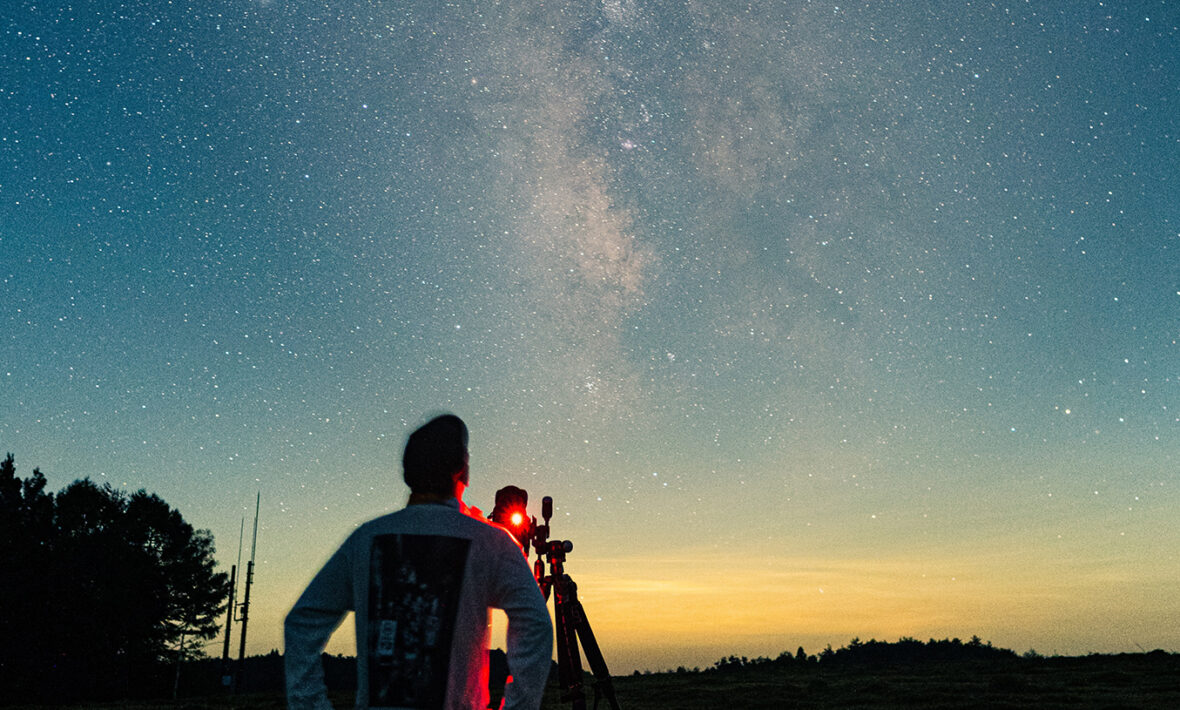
[[402, 414, 468, 496]]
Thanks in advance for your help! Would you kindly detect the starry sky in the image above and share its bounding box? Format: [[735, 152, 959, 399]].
[[2, 0, 1177, 672]]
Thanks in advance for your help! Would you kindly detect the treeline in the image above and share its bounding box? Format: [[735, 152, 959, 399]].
[[816, 636, 1019, 667], [656, 636, 1020, 675], [182, 651, 358, 695], [0, 453, 229, 703]]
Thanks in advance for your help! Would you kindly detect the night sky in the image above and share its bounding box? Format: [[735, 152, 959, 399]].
[[2, 1, 1177, 671]]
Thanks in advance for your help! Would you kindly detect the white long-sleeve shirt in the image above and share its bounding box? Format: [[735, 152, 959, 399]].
[[285, 499, 553, 710]]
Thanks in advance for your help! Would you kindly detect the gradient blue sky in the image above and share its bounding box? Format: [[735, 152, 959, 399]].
[[2, 1, 1177, 672]]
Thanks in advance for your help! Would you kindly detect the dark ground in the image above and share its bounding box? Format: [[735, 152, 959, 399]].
[[594, 653, 1180, 709], [11, 652, 1178, 709]]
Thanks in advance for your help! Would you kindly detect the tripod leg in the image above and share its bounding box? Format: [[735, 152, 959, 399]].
[[554, 578, 587, 710], [564, 579, 622, 710]]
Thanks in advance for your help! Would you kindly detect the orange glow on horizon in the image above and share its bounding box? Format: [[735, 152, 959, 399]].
[[263, 489, 1178, 674]]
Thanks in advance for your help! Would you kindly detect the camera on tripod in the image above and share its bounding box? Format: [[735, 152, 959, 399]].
[[488, 486, 620, 710], [489, 486, 572, 595]]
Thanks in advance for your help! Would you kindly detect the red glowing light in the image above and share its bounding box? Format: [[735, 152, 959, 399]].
[[510, 511, 524, 527]]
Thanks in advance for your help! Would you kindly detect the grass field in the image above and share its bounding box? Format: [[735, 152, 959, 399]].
[[12, 653, 1178, 709]]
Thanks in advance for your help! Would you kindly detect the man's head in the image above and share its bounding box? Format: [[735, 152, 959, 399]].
[[403, 414, 469, 497]]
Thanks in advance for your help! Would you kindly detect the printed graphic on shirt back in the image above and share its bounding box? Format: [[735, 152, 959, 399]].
[[369, 534, 470, 709]]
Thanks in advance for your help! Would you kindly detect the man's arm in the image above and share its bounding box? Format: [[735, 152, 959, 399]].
[[495, 544, 554, 710], [284, 541, 354, 710]]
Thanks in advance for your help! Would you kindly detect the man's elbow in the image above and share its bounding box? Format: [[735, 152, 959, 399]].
[[284, 602, 330, 640], [284, 604, 307, 633], [531, 609, 555, 649]]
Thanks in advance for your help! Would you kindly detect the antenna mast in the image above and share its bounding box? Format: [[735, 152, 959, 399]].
[[235, 493, 260, 692], [220, 517, 244, 689]]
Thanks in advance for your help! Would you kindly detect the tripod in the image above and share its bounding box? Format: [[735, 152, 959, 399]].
[[535, 538, 622, 710], [494, 492, 622, 710]]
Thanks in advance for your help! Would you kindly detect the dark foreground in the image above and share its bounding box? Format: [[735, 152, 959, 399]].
[[600, 653, 1180, 709], [11, 652, 1178, 709]]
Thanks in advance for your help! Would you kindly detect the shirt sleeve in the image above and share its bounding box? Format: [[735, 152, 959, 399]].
[[284, 537, 355, 710], [493, 539, 554, 710]]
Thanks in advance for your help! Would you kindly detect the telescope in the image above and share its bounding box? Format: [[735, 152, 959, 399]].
[[490, 487, 621, 710]]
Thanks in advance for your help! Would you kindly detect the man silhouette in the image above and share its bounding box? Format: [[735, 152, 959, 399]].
[[285, 414, 553, 710]]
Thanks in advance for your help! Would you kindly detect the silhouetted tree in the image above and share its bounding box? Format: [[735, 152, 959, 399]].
[[124, 490, 228, 659], [0, 455, 229, 702], [0, 453, 56, 699]]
